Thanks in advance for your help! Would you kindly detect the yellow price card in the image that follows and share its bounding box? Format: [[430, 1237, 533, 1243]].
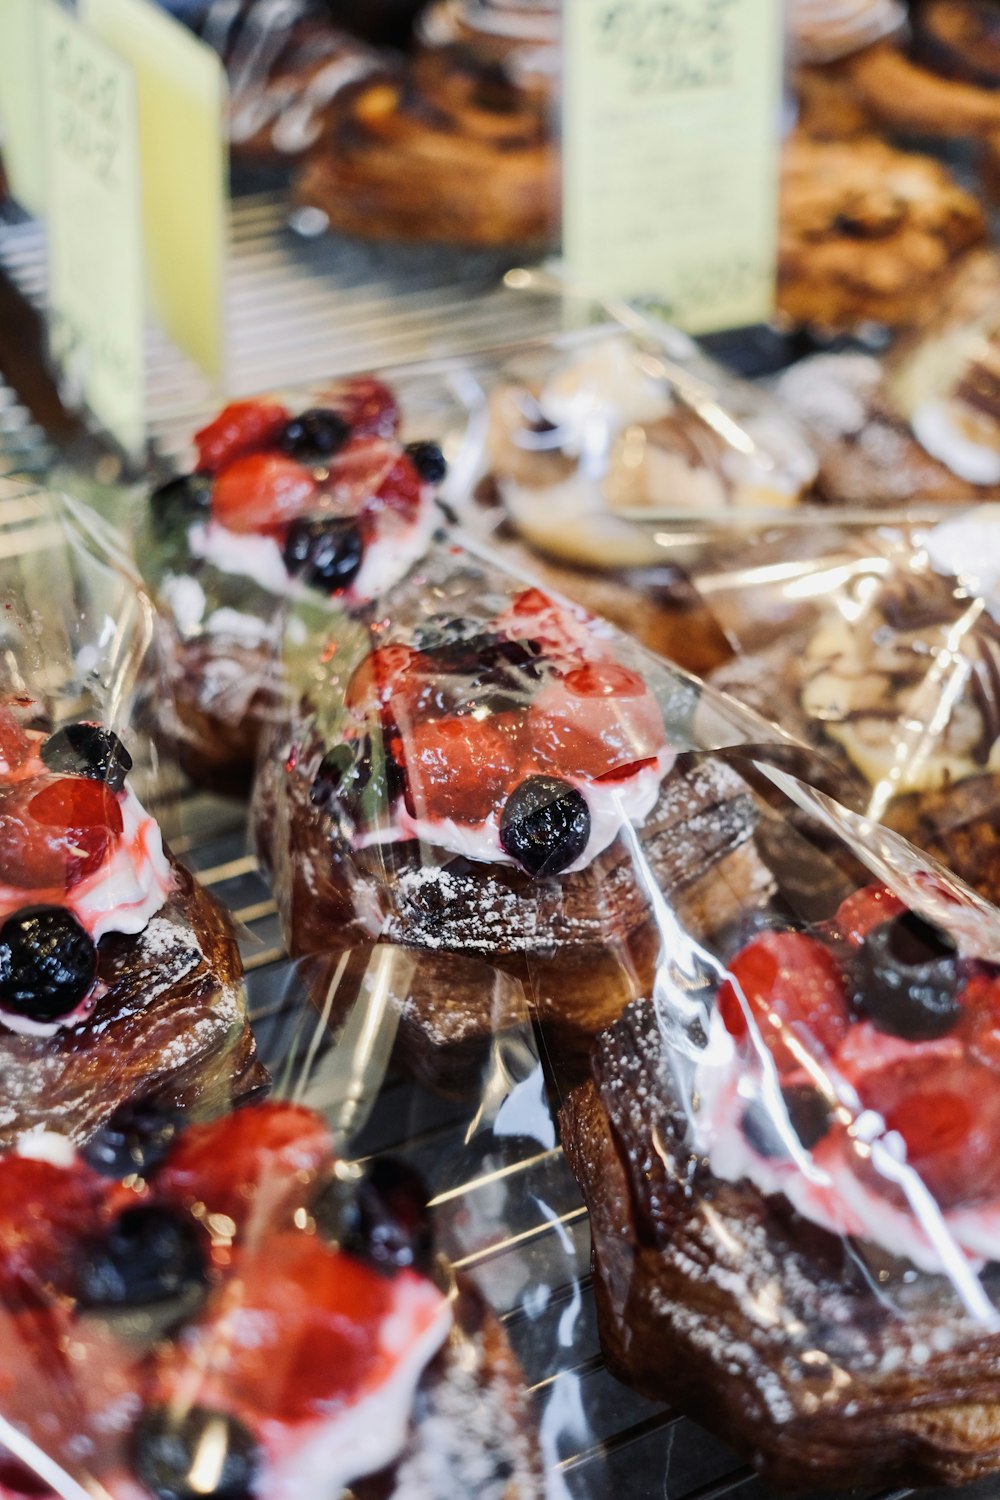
[[41, 1, 145, 459], [83, 0, 228, 384], [562, 0, 784, 333], [0, 0, 47, 215]]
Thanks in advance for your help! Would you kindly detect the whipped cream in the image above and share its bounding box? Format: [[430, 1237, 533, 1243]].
[[911, 397, 1000, 485], [925, 507, 1000, 619]]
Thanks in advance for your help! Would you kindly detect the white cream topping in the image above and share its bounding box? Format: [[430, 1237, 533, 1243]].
[[912, 397, 1000, 486], [15, 1130, 77, 1168], [356, 747, 675, 873], [925, 507, 1000, 620]]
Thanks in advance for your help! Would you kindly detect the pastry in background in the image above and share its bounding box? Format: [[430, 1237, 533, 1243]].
[[786, 0, 904, 63], [776, 133, 986, 331], [417, 0, 559, 95]]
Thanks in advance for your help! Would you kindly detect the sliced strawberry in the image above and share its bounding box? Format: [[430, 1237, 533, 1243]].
[[716, 931, 850, 1074], [0, 776, 123, 890], [194, 400, 290, 474], [328, 436, 401, 513], [344, 646, 430, 721], [154, 1103, 333, 1232], [402, 716, 515, 824], [373, 453, 422, 515], [155, 1234, 443, 1424], [830, 885, 907, 948], [0, 1157, 107, 1305], [0, 712, 32, 778], [211, 453, 318, 535], [528, 664, 666, 781], [332, 377, 400, 439]]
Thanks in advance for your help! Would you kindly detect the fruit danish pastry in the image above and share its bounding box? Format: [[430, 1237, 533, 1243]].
[[0, 707, 262, 1148], [561, 880, 1000, 1490], [0, 1101, 542, 1499], [145, 378, 445, 787], [253, 555, 775, 1071]]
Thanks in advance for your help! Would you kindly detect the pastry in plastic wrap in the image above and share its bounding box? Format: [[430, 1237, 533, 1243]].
[[0, 706, 263, 1148], [294, 44, 558, 247], [255, 552, 776, 1074], [144, 380, 445, 787], [0, 1100, 542, 1499], [562, 865, 1000, 1491], [776, 131, 986, 331], [417, 0, 559, 96], [711, 513, 1000, 905], [787, 0, 904, 63]]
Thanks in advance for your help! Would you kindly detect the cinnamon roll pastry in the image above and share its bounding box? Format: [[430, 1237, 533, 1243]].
[[417, 0, 559, 96], [293, 45, 558, 246]]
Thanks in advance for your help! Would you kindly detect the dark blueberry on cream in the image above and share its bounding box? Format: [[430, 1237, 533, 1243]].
[[500, 775, 591, 878], [309, 745, 355, 808], [77, 1204, 205, 1308], [149, 473, 213, 536], [41, 723, 132, 793], [81, 1099, 181, 1179], [282, 517, 364, 593], [404, 440, 447, 484], [132, 1407, 260, 1500], [0, 906, 97, 1022], [341, 1158, 433, 1277], [782, 1085, 832, 1150], [850, 912, 962, 1041], [279, 407, 351, 462]]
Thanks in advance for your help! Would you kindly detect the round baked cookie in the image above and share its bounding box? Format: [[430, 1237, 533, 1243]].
[[293, 46, 558, 246], [777, 132, 986, 330]]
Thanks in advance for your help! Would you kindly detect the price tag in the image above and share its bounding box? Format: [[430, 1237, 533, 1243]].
[[40, 1, 145, 458], [83, 0, 227, 384], [0, 0, 46, 214], [562, 0, 784, 333]]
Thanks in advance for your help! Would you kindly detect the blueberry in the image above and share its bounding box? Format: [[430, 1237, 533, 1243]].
[[81, 1099, 181, 1179], [309, 745, 355, 809], [0, 906, 97, 1022], [850, 912, 961, 1041], [279, 408, 350, 462], [149, 473, 213, 536], [499, 776, 591, 877], [318, 1158, 433, 1277], [282, 517, 363, 593], [131, 1407, 260, 1500], [740, 1086, 831, 1158], [404, 440, 447, 484], [314, 736, 403, 824], [41, 723, 132, 792], [77, 1205, 205, 1308]]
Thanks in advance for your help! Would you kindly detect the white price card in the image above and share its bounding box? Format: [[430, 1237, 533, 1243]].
[[562, 0, 784, 334], [40, 0, 145, 459]]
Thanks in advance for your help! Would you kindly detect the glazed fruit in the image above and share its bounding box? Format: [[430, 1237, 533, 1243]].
[[849, 911, 962, 1040], [404, 716, 513, 823], [716, 930, 851, 1074], [211, 454, 318, 535], [81, 1099, 181, 1180], [0, 1155, 106, 1304], [194, 400, 290, 473], [500, 775, 591, 877], [339, 1158, 433, 1277], [0, 710, 32, 776], [334, 377, 400, 439], [40, 724, 133, 794], [404, 440, 448, 484], [0, 775, 122, 890], [740, 1088, 833, 1159], [0, 906, 98, 1022], [76, 1204, 205, 1308], [131, 1406, 261, 1500], [278, 407, 351, 462], [281, 517, 364, 593], [149, 473, 213, 536]]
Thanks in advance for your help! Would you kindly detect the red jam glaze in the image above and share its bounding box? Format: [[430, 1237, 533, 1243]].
[[194, 400, 291, 474], [211, 454, 318, 536], [0, 1156, 108, 1306], [0, 713, 32, 778], [328, 377, 400, 440], [717, 930, 851, 1074], [0, 776, 123, 892]]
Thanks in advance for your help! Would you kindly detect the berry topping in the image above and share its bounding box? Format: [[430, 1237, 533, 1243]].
[[211, 453, 317, 535], [373, 452, 422, 513], [740, 1086, 833, 1159], [717, 931, 850, 1075], [0, 710, 31, 776], [0, 1156, 106, 1305], [40, 723, 132, 793], [77, 1204, 205, 1308], [312, 737, 403, 825], [194, 400, 289, 474], [850, 912, 962, 1041], [831, 884, 907, 947], [403, 716, 513, 824], [278, 407, 351, 462], [404, 440, 448, 484], [131, 1407, 261, 1500], [529, 665, 666, 781], [281, 517, 364, 593], [154, 1103, 332, 1231], [310, 745, 355, 809], [344, 645, 430, 719], [333, 377, 400, 439], [149, 473, 213, 535], [338, 1158, 433, 1277], [0, 907, 97, 1022], [0, 776, 123, 890], [81, 1099, 181, 1180], [499, 775, 591, 877]]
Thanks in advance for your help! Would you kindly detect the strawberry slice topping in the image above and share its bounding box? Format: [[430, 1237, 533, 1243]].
[[402, 716, 517, 824], [0, 776, 123, 890], [529, 663, 666, 781], [0, 1156, 107, 1305], [330, 378, 400, 440], [717, 931, 851, 1075], [211, 454, 318, 536], [154, 1104, 333, 1232], [194, 401, 290, 474], [829, 884, 907, 947], [0, 712, 32, 778], [344, 646, 431, 721], [373, 453, 422, 515]]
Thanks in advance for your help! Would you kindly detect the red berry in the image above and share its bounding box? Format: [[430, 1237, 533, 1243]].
[[194, 400, 290, 473], [0, 776, 123, 890], [562, 663, 647, 698], [528, 667, 666, 781], [510, 588, 555, 617], [402, 716, 514, 824], [830, 885, 907, 948], [0, 1156, 107, 1305], [716, 931, 850, 1074], [327, 436, 400, 512], [0, 711, 32, 777], [344, 646, 429, 721], [333, 377, 400, 439], [211, 453, 318, 535], [154, 1103, 333, 1232], [374, 453, 422, 515]]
